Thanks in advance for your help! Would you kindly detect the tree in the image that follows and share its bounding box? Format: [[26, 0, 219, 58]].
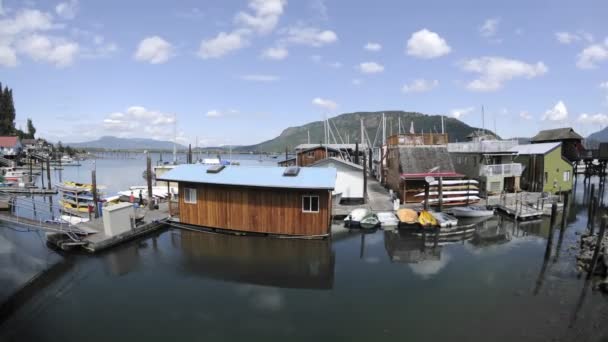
[[0, 83, 16, 135], [26, 118, 36, 139], [57, 141, 64, 153]]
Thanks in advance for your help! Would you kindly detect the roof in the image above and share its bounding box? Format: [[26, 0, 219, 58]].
[[0, 136, 19, 148], [509, 142, 561, 155], [295, 143, 367, 151], [21, 139, 37, 145], [309, 157, 364, 170], [397, 146, 455, 175], [157, 164, 336, 190], [531, 128, 583, 142]]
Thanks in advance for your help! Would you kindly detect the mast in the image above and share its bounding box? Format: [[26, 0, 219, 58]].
[[382, 113, 386, 145], [307, 129, 310, 144], [441, 115, 445, 134], [172, 114, 177, 164], [481, 105, 485, 134]]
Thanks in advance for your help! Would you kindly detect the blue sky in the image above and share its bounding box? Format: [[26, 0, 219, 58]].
[[1, 0, 607, 146]]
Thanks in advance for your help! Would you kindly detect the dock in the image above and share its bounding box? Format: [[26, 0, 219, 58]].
[[0, 187, 58, 195], [492, 204, 544, 220], [332, 176, 394, 217]]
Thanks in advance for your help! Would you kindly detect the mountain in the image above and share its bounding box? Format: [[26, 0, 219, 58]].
[[236, 111, 496, 153], [587, 127, 608, 143], [66, 136, 187, 150]]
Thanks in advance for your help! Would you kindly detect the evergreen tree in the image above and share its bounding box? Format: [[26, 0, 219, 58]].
[[26, 118, 36, 138]]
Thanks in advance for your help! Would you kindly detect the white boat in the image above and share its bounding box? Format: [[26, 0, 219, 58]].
[[60, 215, 90, 225], [422, 196, 480, 204], [54, 155, 81, 166], [414, 190, 479, 197], [428, 179, 478, 186], [430, 212, 459, 228], [377, 211, 399, 229], [451, 206, 494, 218], [344, 208, 370, 227]]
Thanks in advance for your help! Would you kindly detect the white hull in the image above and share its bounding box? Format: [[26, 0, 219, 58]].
[[423, 196, 480, 204], [344, 208, 370, 223], [451, 206, 494, 218], [429, 179, 478, 186], [431, 212, 459, 227], [415, 190, 479, 197]]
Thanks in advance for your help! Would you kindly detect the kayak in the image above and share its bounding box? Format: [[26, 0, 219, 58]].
[[397, 208, 418, 225], [414, 190, 479, 197], [377, 211, 399, 229], [423, 196, 480, 204], [428, 179, 478, 186], [418, 210, 438, 227], [430, 211, 459, 228]]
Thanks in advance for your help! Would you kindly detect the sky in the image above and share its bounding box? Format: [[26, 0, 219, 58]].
[[1, 0, 608, 146]]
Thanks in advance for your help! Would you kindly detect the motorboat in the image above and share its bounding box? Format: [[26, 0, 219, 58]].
[[377, 211, 399, 229], [430, 211, 458, 228], [344, 208, 370, 227], [397, 208, 418, 226], [451, 206, 494, 218], [418, 210, 438, 227]]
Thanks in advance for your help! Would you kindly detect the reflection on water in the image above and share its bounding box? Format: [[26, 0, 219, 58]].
[[177, 230, 334, 289]]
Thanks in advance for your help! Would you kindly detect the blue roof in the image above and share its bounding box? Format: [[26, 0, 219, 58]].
[[157, 164, 336, 190]]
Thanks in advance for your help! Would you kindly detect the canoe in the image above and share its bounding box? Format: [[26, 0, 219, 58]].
[[360, 213, 380, 229], [418, 210, 438, 227], [431, 212, 459, 228], [377, 212, 399, 229], [397, 208, 418, 224], [422, 196, 480, 204], [451, 206, 494, 218], [414, 190, 479, 197], [429, 185, 479, 191], [344, 208, 370, 227], [428, 179, 478, 186]]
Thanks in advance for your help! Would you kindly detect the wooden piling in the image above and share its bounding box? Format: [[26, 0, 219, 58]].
[[147, 153, 154, 210], [587, 216, 606, 279], [92, 169, 99, 219], [354, 142, 359, 165], [560, 191, 569, 231], [544, 202, 558, 260], [363, 153, 367, 203], [588, 184, 595, 229], [438, 177, 443, 212], [46, 158, 51, 190], [423, 183, 430, 211], [40, 162, 44, 189], [590, 196, 597, 235]]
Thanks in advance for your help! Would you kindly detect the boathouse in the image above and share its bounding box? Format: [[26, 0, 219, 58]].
[[310, 157, 364, 203], [157, 164, 336, 237], [531, 127, 583, 162], [509, 142, 573, 193], [294, 143, 365, 167]]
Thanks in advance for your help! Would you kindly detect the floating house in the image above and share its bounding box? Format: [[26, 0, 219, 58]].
[[157, 165, 336, 237], [448, 139, 522, 194], [509, 142, 573, 193], [294, 143, 365, 167], [531, 127, 583, 163], [310, 157, 364, 204]]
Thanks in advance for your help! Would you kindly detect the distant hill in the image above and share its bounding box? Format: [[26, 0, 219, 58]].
[[235, 111, 496, 153], [587, 127, 608, 143], [66, 136, 186, 151]]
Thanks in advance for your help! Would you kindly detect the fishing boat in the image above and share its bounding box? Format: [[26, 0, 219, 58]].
[[397, 208, 418, 226], [359, 212, 380, 229], [451, 206, 494, 218], [430, 211, 458, 228], [377, 211, 399, 230], [344, 208, 370, 227], [418, 210, 438, 227]]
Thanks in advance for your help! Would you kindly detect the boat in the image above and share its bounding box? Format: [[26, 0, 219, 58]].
[[60, 215, 90, 225], [344, 208, 370, 227], [397, 208, 418, 225], [414, 190, 479, 197], [51, 155, 81, 166], [422, 196, 481, 205], [430, 185, 479, 191], [377, 211, 399, 229], [359, 212, 380, 229], [451, 206, 494, 218], [430, 211, 458, 228], [418, 210, 438, 227]]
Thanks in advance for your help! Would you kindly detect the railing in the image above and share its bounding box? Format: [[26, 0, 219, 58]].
[[448, 140, 518, 153], [387, 133, 448, 146], [480, 163, 523, 177]]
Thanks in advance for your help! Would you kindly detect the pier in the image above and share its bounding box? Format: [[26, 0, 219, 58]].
[[332, 176, 394, 217]]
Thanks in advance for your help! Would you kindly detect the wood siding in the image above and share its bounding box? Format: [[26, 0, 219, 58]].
[[178, 183, 331, 236], [297, 147, 328, 166]]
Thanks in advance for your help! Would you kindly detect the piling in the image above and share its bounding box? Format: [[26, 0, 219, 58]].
[[188, 144, 192, 164], [363, 154, 367, 202], [92, 169, 99, 219], [590, 196, 597, 235], [544, 202, 558, 260], [560, 192, 569, 231], [423, 183, 430, 211], [354, 142, 359, 165], [46, 158, 51, 189], [40, 161, 44, 188], [587, 216, 606, 279], [147, 153, 154, 210], [438, 177, 443, 212], [465, 177, 470, 206]]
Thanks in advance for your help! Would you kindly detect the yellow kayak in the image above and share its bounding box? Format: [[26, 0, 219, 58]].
[[397, 208, 418, 224], [418, 210, 438, 227], [63, 181, 93, 189]]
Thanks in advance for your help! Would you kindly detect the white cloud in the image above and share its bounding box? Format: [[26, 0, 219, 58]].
[[310, 54, 322, 62], [576, 42, 608, 69], [461, 56, 548, 91], [261, 46, 288, 60], [578, 113, 608, 125], [0, 9, 54, 37], [206, 110, 223, 117], [542, 101, 568, 121], [401, 79, 439, 93], [406, 29, 451, 59], [519, 111, 532, 120], [480, 18, 499, 37], [134, 36, 173, 64], [283, 26, 338, 47], [601, 81, 608, 90], [0, 45, 17, 67], [358, 61, 384, 74], [240, 74, 280, 82], [102, 106, 176, 138], [451, 107, 475, 119], [364, 42, 381, 51], [234, 0, 286, 35], [555, 30, 594, 45], [352, 79, 362, 86], [312, 97, 337, 111], [198, 31, 248, 59], [17, 34, 79, 67], [55, 0, 78, 20]]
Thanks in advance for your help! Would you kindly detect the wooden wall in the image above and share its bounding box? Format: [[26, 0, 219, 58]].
[[297, 147, 328, 166], [178, 183, 332, 236]]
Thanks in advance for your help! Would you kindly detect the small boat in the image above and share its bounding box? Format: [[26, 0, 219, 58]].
[[344, 208, 370, 227], [428, 179, 478, 186], [397, 208, 418, 225], [418, 210, 438, 227], [422, 196, 480, 205], [451, 206, 494, 218], [414, 190, 479, 197], [377, 212, 399, 229], [430, 211, 458, 228], [430, 185, 479, 191], [359, 213, 380, 229]]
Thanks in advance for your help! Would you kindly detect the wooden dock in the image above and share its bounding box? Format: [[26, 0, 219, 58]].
[[492, 204, 544, 221], [0, 187, 58, 195], [332, 176, 393, 217]]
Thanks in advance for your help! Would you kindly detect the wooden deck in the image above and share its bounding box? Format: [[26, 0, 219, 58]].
[[332, 176, 394, 217], [492, 204, 544, 221]]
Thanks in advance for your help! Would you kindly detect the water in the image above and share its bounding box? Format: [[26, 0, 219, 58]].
[[0, 157, 607, 341]]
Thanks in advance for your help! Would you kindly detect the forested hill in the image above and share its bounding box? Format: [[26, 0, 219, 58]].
[[236, 111, 494, 153]]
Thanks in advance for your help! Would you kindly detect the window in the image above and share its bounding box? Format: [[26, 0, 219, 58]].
[[564, 171, 571, 182], [307, 151, 315, 158], [302, 195, 319, 213], [184, 188, 197, 204]]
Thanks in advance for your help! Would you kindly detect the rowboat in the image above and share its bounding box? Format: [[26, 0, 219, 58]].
[[418, 210, 438, 227], [451, 206, 494, 218], [377, 212, 399, 229], [344, 208, 370, 227], [430, 211, 459, 228], [360, 213, 380, 229], [397, 208, 418, 225]]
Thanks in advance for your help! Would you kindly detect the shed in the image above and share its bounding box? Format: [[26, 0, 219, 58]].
[[531, 128, 584, 162], [310, 157, 364, 203], [509, 142, 573, 193], [157, 165, 336, 237]]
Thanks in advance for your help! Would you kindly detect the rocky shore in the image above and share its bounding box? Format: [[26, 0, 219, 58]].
[[577, 232, 608, 293]]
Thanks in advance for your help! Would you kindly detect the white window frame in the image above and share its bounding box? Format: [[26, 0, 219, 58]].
[[184, 187, 197, 204], [302, 195, 320, 213], [563, 170, 571, 182]]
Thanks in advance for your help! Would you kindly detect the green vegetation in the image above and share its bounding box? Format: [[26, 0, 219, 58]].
[[0, 82, 36, 139]]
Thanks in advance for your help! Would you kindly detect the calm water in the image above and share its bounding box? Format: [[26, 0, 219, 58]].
[[1, 156, 607, 341]]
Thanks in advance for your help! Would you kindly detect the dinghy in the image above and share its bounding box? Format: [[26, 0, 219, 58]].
[[418, 210, 438, 227], [431, 212, 458, 228], [344, 208, 370, 227], [360, 213, 380, 229], [397, 208, 418, 226], [377, 212, 399, 229], [451, 206, 494, 218]]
